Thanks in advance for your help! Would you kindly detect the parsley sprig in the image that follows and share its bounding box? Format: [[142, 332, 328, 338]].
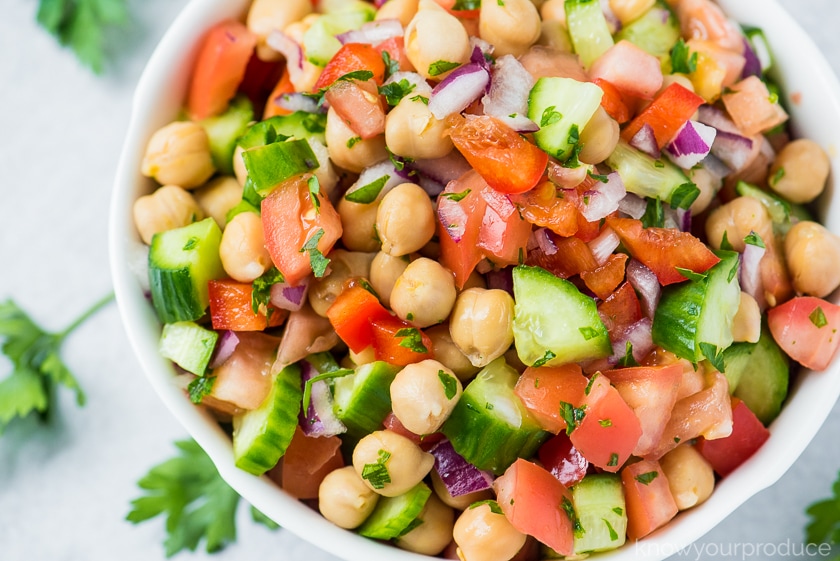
[[806, 472, 840, 556]]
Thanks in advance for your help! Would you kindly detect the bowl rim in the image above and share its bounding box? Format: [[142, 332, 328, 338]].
[[108, 0, 840, 559]]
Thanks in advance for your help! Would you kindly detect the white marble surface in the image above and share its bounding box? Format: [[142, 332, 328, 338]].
[[1, 1, 839, 560]]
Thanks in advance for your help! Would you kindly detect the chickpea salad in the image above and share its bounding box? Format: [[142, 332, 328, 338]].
[[133, 0, 840, 558]]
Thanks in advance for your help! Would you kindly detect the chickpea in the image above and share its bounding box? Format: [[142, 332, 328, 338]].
[[768, 139, 830, 204], [785, 221, 840, 297], [376, 0, 420, 27], [325, 106, 388, 173], [193, 176, 242, 229], [247, 0, 312, 61], [540, 0, 567, 24], [687, 166, 721, 215], [352, 430, 435, 497], [338, 197, 381, 253], [405, 8, 471, 80], [453, 502, 527, 561], [391, 360, 462, 434], [219, 211, 272, 283], [395, 493, 455, 555], [232, 145, 248, 186], [133, 185, 205, 245], [731, 292, 761, 344], [308, 250, 376, 317], [430, 470, 493, 510], [578, 106, 619, 165], [449, 288, 515, 367], [385, 95, 454, 160], [705, 196, 773, 252], [610, 0, 656, 25], [480, 0, 542, 58], [426, 324, 481, 382], [141, 121, 215, 188], [349, 345, 376, 366], [390, 258, 457, 327], [369, 251, 411, 308], [318, 466, 380, 529], [659, 445, 715, 511], [376, 184, 437, 257]]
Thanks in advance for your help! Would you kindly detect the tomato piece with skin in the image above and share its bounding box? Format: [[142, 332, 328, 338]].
[[188, 20, 257, 120], [374, 36, 413, 72], [208, 278, 288, 331], [447, 114, 548, 195], [570, 374, 642, 472], [607, 216, 720, 286], [324, 79, 386, 139], [580, 253, 629, 300], [526, 235, 599, 279], [238, 53, 284, 118], [313, 43, 386, 91], [494, 459, 576, 556], [209, 332, 280, 411], [261, 174, 343, 287], [593, 77, 632, 124], [326, 282, 392, 354], [510, 181, 580, 237], [620, 83, 706, 149], [382, 412, 445, 450], [272, 426, 344, 499], [370, 316, 434, 366], [696, 397, 770, 476], [598, 282, 643, 339], [537, 433, 589, 487], [433, 0, 480, 18], [476, 182, 533, 265], [437, 172, 487, 289], [768, 296, 840, 370], [263, 68, 295, 119], [514, 364, 589, 434], [621, 459, 678, 541]]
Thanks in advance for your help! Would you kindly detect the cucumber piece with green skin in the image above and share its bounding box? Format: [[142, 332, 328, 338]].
[[735, 180, 814, 235], [614, 2, 680, 60], [303, 6, 375, 67], [565, 0, 614, 68], [357, 482, 431, 540], [242, 139, 320, 196], [723, 326, 789, 424], [528, 77, 603, 162], [440, 358, 548, 475], [158, 321, 218, 376], [233, 363, 302, 475], [148, 217, 225, 324], [238, 112, 327, 150], [652, 250, 741, 364], [606, 140, 697, 208], [512, 265, 612, 367], [199, 94, 253, 175], [571, 474, 627, 554], [333, 361, 401, 443]]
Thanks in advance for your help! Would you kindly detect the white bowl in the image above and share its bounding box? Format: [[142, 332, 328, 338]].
[[109, 1, 840, 560]]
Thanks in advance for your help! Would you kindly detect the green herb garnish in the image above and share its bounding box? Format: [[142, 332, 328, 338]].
[[299, 228, 330, 278]]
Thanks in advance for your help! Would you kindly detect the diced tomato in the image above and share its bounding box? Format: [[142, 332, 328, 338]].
[[767, 296, 840, 371], [514, 364, 589, 434], [438, 172, 488, 289], [382, 412, 445, 450], [374, 36, 413, 72], [261, 174, 343, 287], [575, 210, 612, 243], [272, 426, 344, 499], [326, 282, 392, 354], [602, 364, 683, 457], [526, 235, 599, 279], [721, 75, 789, 136], [370, 316, 434, 366], [313, 43, 386, 91], [570, 374, 642, 472], [209, 332, 280, 411], [476, 182, 533, 265], [607, 216, 720, 286], [687, 39, 745, 89], [621, 83, 706, 149], [263, 68, 295, 119], [188, 20, 257, 120], [621, 460, 678, 540], [494, 459, 576, 557], [676, 0, 745, 53], [324, 79, 386, 139], [593, 78, 632, 124], [433, 0, 480, 18], [447, 114, 548, 195], [696, 398, 770, 476], [509, 181, 580, 237], [588, 40, 663, 101], [238, 53, 284, 118], [581, 253, 629, 300], [208, 278, 288, 331], [537, 433, 589, 487], [598, 282, 643, 339]]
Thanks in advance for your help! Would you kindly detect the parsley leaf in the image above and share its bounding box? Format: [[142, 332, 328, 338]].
[[805, 471, 840, 546], [187, 375, 216, 405], [618, 341, 639, 367], [744, 231, 766, 248], [635, 471, 660, 485], [720, 230, 734, 251], [532, 350, 556, 368], [299, 229, 331, 278], [438, 370, 458, 400], [671, 38, 698, 74], [251, 267, 285, 318], [441, 189, 472, 202], [469, 500, 504, 515], [561, 496, 585, 539], [0, 293, 113, 433], [670, 182, 701, 210], [410, 94, 429, 105], [428, 60, 460, 77], [770, 167, 785, 187], [579, 326, 600, 341], [608, 453, 619, 467], [604, 518, 619, 541], [641, 197, 665, 228], [379, 79, 416, 106], [559, 401, 587, 435], [346, 136, 362, 148], [540, 106, 563, 128], [810, 307, 829, 329], [361, 449, 392, 489], [345, 176, 389, 204], [699, 342, 726, 373], [396, 327, 428, 353], [676, 267, 708, 283], [381, 51, 400, 79], [452, 0, 481, 9]]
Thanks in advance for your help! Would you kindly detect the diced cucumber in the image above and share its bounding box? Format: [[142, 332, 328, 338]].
[[512, 265, 611, 367], [305, 351, 342, 375], [233, 363, 302, 475], [736, 181, 791, 225], [652, 250, 741, 364], [158, 321, 218, 376], [357, 482, 431, 540], [614, 2, 680, 60], [148, 217, 224, 324], [571, 474, 627, 554], [242, 139, 320, 196], [440, 358, 548, 474], [303, 5, 375, 67], [333, 361, 401, 442], [238, 112, 327, 150], [528, 77, 603, 161], [565, 0, 614, 68], [199, 94, 254, 175], [723, 326, 789, 424], [606, 140, 697, 208]]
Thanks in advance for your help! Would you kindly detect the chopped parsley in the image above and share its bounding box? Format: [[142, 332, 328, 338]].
[[584, 373, 598, 396], [299, 229, 330, 278], [438, 370, 458, 400], [567, 124, 580, 145], [346, 136, 362, 149], [361, 449, 392, 489], [612, 507, 624, 516], [579, 326, 600, 341], [588, 170, 610, 183], [599, 419, 613, 427], [428, 60, 460, 77], [396, 327, 428, 353], [670, 182, 701, 210], [540, 106, 563, 128], [187, 375, 216, 405], [469, 500, 503, 515], [381, 51, 399, 78], [607, 453, 619, 467], [250, 266, 285, 318], [345, 175, 389, 204], [604, 518, 619, 541], [641, 197, 665, 228], [671, 39, 698, 74], [410, 94, 429, 105], [699, 342, 726, 373], [635, 471, 659, 485], [617, 341, 639, 367], [720, 230, 734, 251], [810, 306, 829, 328], [676, 267, 707, 283], [744, 231, 766, 248], [379, 78, 416, 106], [559, 401, 587, 435], [532, 350, 556, 368], [770, 167, 785, 186], [307, 176, 321, 213], [441, 189, 472, 202], [182, 237, 199, 251], [561, 496, 585, 539]]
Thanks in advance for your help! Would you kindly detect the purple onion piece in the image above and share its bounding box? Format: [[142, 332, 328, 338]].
[[608, 317, 654, 365], [417, 175, 445, 198], [275, 92, 320, 114], [345, 160, 408, 201], [711, 130, 754, 172], [469, 44, 491, 74], [618, 192, 647, 220], [430, 440, 494, 497], [696, 104, 740, 134], [299, 361, 347, 438], [209, 330, 239, 369], [266, 30, 303, 71], [482, 54, 537, 133], [580, 172, 626, 222], [664, 120, 717, 170], [629, 123, 660, 159], [485, 267, 514, 296], [587, 227, 620, 266], [270, 279, 309, 312], [429, 63, 490, 120], [740, 239, 767, 310], [438, 196, 469, 243], [336, 18, 403, 45], [700, 152, 732, 179], [741, 37, 762, 79], [411, 151, 472, 185], [626, 259, 661, 319], [535, 228, 559, 255]]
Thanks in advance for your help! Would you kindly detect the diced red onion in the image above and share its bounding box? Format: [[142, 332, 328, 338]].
[[470, 36, 494, 60], [741, 37, 762, 79], [209, 330, 239, 369], [587, 227, 620, 266], [482, 54, 538, 133], [345, 159, 407, 201], [429, 62, 490, 120], [430, 440, 494, 497], [336, 19, 403, 45], [266, 31, 304, 84], [548, 161, 588, 189], [618, 192, 647, 220], [485, 267, 514, 296], [662, 205, 681, 230], [438, 195, 470, 243], [608, 317, 654, 365], [664, 120, 717, 169], [677, 207, 692, 232], [535, 228, 558, 255], [417, 175, 445, 198], [629, 123, 659, 158], [697, 104, 740, 134], [740, 237, 766, 309], [711, 130, 754, 171], [273, 92, 321, 114], [700, 152, 732, 179], [270, 280, 309, 311], [580, 172, 626, 222], [411, 151, 473, 185], [469, 44, 491, 74], [299, 361, 347, 438], [600, 0, 621, 34], [626, 259, 660, 319], [384, 71, 433, 95]]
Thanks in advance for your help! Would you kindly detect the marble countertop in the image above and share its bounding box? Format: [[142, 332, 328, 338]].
[[1, 0, 839, 559]]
